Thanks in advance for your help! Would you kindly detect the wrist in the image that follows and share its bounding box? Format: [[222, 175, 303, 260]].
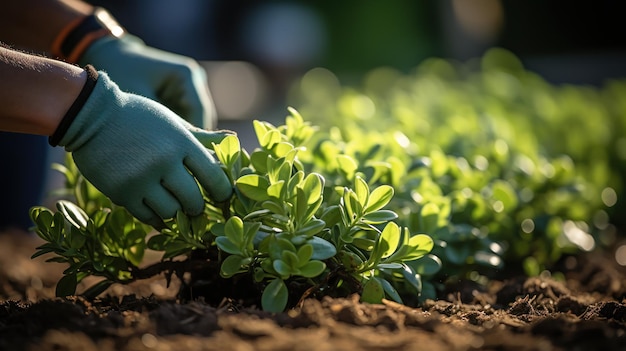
[[50, 7, 125, 63], [0, 47, 87, 135], [50, 65, 99, 146]]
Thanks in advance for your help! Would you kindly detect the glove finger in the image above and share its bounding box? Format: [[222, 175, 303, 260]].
[[161, 167, 206, 216], [156, 66, 211, 128], [124, 200, 165, 230], [191, 129, 237, 149], [184, 151, 233, 203], [143, 185, 184, 221], [186, 63, 215, 129], [156, 77, 191, 120]]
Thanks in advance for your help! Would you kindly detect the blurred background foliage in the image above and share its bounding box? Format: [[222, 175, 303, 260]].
[[89, 0, 626, 118]]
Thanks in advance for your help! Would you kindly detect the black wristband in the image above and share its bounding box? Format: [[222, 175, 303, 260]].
[[49, 65, 99, 147]]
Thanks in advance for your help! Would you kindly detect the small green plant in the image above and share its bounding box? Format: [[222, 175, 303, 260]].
[[30, 108, 434, 312]]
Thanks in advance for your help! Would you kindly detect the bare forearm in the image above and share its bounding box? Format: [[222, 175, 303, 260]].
[[0, 45, 86, 135], [0, 0, 92, 53]]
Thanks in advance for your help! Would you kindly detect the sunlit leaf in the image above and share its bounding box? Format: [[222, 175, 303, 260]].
[[354, 176, 369, 207], [236, 175, 270, 202], [336, 155, 358, 180], [380, 222, 401, 258], [364, 185, 394, 213], [56, 200, 88, 230]]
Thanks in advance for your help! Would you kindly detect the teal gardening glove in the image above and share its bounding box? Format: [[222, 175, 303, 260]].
[[78, 35, 216, 129], [50, 66, 233, 228]]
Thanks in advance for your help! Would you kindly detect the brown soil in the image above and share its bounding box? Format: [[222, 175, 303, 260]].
[[2, 229, 626, 351]]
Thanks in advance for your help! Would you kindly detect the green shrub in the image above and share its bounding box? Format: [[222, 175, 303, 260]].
[[30, 109, 433, 312]]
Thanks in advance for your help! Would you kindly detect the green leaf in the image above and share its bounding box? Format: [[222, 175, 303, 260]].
[[261, 201, 286, 216], [409, 254, 442, 276], [361, 278, 384, 304], [162, 240, 194, 259], [354, 176, 369, 207], [190, 215, 209, 238], [380, 222, 401, 258], [406, 234, 434, 260], [368, 235, 389, 269], [379, 277, 403, 303], [220, 254, 246, 278], [300, 173, 324, 205], [56, 273, 78, 297], [273, 259, 292, 278], [400, 264, 422, 293], [271, 160, 292, 184], [364, 185, 394, 213], [352, 237, 376, 251], [30, 207, 54, 241], [361, 210, 398, 224], [250, 150, 270, 173], [296, 244, 314, 265], [309, 236, 337, 260], [320, 205, 342, 227], [147, 234, 173, 251], [261, 129, 282, 149], [262, 279, 289, 313], [56, 200, 88, 230], [123, 229, 146, 266], [343, 189, 362, 222], [242, 221, 261, 254], [377, 263, 403, 269], [269, 236, 296, 260], [298, 260, 326, 278], [176, 210, 191, 237], [272, 142, 294, 158], [215, 237, 242, 256], [253, 120, 271, 144], [236, 174, 270, 202], [281, 250, 299, 268], [295, 187, 309, 223], [295, 219, 326, 237], [68, 226, 86, 249], [336, 155, 358, 180], [267, 181, 285, 199], [213, 135, 240, 167], [225, 216, 244, 245]]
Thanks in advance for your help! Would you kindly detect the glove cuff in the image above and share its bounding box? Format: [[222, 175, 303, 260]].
[[49, 65, 99, 146], [50, 7, 126, 63]]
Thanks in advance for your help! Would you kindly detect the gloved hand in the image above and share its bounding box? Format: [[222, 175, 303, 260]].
[[52, 66, 233, 229], [78, 35, 216, 128]]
